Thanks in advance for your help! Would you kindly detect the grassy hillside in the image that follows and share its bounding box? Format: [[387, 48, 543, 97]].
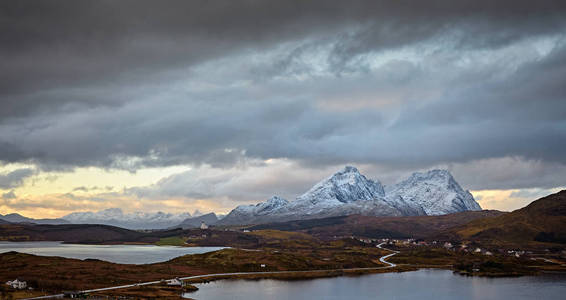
[[439, 190, 566, 247], [249, 210, 505, 240]]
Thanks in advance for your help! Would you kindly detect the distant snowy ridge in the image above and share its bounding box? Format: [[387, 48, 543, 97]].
[[0, 213, 69, 225], [62, 208, 192, 229], [219, 166, 481, 225]]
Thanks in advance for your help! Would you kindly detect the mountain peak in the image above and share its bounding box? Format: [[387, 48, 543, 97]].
[[403, 169, 464, 192], [392, 169, 480, 215], [265, 196, 289, 205], [254, 196, 289, 215], [408, 169, 452, 180], [4, 213, 24, 218], [340, 165, 359, 174], [297, 166, 385, 205]]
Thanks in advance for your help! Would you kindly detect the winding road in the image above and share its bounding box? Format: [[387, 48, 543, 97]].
[[376, 242, 400, 267], [23, 245, 399, 300]]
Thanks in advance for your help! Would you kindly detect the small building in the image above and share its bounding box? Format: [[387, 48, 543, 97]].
[[167, 278, 184, 286], [200, 221, 208, 229], [6, 279, 27, 289]]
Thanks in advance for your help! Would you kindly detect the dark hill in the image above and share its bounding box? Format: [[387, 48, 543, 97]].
[[0, 223, 146, 243], [438, 190, 566, 246], [249, 210, 504, 240]]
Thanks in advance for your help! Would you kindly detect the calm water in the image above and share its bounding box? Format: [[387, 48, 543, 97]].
[[0, 241, 224, 264], [184, 269, 566, 300]]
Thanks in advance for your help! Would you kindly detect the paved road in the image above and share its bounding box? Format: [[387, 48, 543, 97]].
[[23, 245, 399, 299], [376, 242, 400, 267]]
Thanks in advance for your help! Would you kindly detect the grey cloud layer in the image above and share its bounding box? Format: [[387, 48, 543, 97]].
[[1, 0, 566, 192], [2, 0, 565, 110], [0, 168, 35, 189]]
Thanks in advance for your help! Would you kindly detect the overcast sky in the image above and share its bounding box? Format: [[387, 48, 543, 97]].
[[1, 0, 566, 218]]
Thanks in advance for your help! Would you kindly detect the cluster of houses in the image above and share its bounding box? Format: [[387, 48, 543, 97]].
[[5, 279, 27, 289], [354, 237, 426, 246], [350, 236, 542, 259], [508, 250, 526, 258], [441, 242, 492, 255], [446, 243, 534, 257], [429, 240, 537, 258]]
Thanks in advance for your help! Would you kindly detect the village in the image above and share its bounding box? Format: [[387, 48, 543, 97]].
[[350, 236, 560, 261]]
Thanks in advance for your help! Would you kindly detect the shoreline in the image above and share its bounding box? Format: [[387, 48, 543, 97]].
[[3, 235, 564, 299]]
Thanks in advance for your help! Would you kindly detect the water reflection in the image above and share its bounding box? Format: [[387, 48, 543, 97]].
[[184, 269, 566, 300], [0, 241, 224, 264]]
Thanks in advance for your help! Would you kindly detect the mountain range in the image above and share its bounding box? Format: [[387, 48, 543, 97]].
[[61, 208, 193, 230], [0, 213, 69, 225], [219, 166, 481, 225], [1, 208, 221, 230], [2, 190, 564, 248], [2, 166, 480, 228]]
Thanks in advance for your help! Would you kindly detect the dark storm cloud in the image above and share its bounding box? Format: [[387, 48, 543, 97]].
[[2, 0, 565, 117], [1, 0, 566, 191]]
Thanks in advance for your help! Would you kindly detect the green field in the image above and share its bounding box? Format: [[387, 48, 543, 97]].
[[155, 236, 186, 246]]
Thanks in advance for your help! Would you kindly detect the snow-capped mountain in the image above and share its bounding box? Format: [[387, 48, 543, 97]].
[[220, 196, 291, 225], [219, 166, 481, 225], [62, 208, 192, 229], [296, 166, 385, 205], [387, 169, 481, 215]]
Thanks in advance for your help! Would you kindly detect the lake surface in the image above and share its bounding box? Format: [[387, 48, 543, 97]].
[[0, 241, 224, 264], [184, 269, 566, 300]]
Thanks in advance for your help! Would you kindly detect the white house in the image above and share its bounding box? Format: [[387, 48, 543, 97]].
[[6, 279, 27, 289], [166, 278, 184, 286], [200, 221, 208, 229]]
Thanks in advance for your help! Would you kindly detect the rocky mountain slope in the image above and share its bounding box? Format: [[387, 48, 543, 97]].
[[219, 166, 481, 225], [62, 208, 191, 230]]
